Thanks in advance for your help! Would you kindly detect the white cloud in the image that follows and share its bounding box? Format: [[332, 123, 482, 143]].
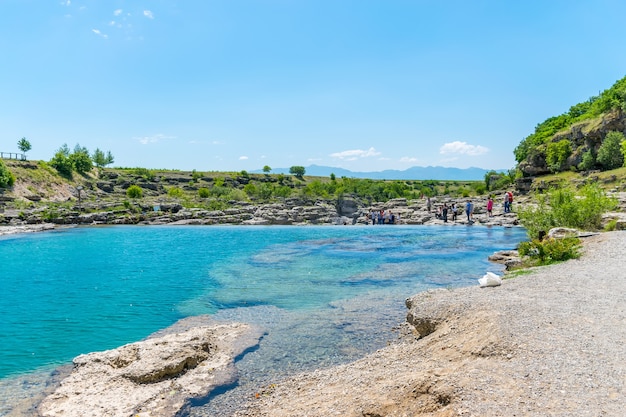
[[143, 10, 154, 19], [113, 9, 123, 16], [136, 134, 176, 145], [399, 156, 418, 163], [439, 141, 489, 156], [330, 147, 381, 161], [61, 0, 71, 6], [239, 156, 249, 160], [91, 29, 108, 39]]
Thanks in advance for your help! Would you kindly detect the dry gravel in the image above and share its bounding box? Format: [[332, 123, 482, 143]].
[[233, 231, 626, 417]]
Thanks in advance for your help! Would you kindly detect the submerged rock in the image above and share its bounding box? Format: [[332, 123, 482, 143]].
[[38, 322, 262, 417]]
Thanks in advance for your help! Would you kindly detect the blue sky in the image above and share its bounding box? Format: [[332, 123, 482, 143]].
[[2, 1, 626, 173]]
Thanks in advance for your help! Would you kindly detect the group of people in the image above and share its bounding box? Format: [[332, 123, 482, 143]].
[[434, 202, 460, 223], [369, 209, 397, 225], [429, 191, 514, 224]]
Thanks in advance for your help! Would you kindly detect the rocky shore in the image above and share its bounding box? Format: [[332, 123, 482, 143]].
[[230, 231, 626, 417], [1, 195, 523, 229]]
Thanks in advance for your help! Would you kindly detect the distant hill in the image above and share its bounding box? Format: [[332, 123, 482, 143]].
[[252, 165, 504, 181]]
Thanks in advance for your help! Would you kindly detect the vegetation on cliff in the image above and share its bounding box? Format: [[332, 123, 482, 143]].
[[515, 75, 626, 176]]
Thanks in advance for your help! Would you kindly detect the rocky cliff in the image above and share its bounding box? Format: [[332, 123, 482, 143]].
[[518, 109, 626, 177]]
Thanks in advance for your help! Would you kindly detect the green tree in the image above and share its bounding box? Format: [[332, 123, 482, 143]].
[[0, 160, 15, 188], [49, 144, 74, 177], [546, 139, 572, 172], [597, 131, 625, 170], [262, 165, 271, 174], [289, 165, 306, 179], [578, 150, 596, 171], [17, 137, 32, 157], [92, 148, 114, 171], [70, 144, 93, 174]]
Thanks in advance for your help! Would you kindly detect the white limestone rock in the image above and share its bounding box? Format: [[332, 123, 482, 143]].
[[38, 322, 262, 417]]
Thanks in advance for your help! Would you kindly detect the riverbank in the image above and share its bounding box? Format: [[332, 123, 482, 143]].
[[233, 231, 626, 416], [0, 223, 57, 237]]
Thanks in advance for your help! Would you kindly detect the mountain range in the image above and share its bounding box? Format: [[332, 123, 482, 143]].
[[251, 165, 505, 181]]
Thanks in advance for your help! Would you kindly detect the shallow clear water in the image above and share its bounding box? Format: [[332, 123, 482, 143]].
[[0, 225, 527, 415]]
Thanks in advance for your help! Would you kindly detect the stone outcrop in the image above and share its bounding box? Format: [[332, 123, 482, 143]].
[[38, 321, 263, 417]]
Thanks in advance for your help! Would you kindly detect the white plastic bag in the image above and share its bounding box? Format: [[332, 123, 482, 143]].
[[478, 271, 502, 287]]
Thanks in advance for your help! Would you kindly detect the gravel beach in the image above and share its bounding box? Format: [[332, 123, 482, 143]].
[[233, 231, 626, 416]]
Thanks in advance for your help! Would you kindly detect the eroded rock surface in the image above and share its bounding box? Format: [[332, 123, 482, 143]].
[[38, 322, 262, 417]]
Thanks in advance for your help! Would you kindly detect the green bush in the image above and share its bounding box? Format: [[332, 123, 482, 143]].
[[597, 131, 625, 170], [578, 150, 596, 171], [167, 187, 184, 198], [518, 183, 617, 239], [192, 169, 203, 181], [133, 168, 155, 180], [198, 188, 210, 198], [518, 237, 581, 265], [0, 160, 15, 188], [604, 219, 618, 231], [206, 199, 227, 210], [126, 185, 143, 198], [49, 145, 74, 177]]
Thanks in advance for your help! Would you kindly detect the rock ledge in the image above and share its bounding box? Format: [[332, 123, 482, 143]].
[[38, 322, 262, 417]]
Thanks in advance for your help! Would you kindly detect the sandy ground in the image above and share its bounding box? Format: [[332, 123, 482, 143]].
[[232, 231, 626, 417]]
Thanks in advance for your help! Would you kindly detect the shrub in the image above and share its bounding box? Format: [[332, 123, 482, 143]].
[[518, 183, 617, 239], [192, 170, 203, 181], [167, 187, 184, 198], [472, 183, 487, 195], [604, 219, 618, 232], [206, 199, 227, 210], [126, 185, 143, 198], [578, 150, 596, 171], [133, 168, 155, 180], [210, 185, 230, 197], [0, 160, 15, 188], [198, 188, 210, 198], [518, 237, 581, 265]]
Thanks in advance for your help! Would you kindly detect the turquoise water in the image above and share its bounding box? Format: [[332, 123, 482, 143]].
[[0, 225, 526, 414]]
